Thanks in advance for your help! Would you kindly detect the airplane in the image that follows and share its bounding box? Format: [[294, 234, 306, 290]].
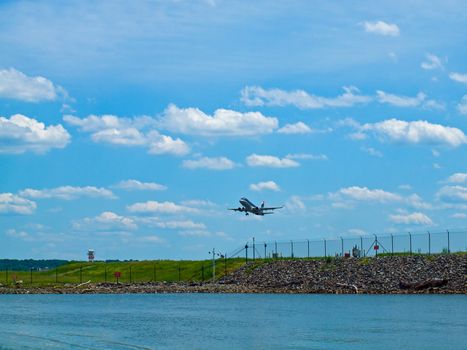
[[228, 197, 283, 216]]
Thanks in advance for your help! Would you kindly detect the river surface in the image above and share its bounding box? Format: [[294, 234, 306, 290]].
[[0, 294, 465, 349]]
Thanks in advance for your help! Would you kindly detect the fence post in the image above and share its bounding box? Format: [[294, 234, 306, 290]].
[[340, 237, 344, 257], [264, 243, 267, 259], [253, 238, 255, 260], [428, 231, 431, 255], [307, 239, 310, 258], [129, 266, 132, 283], [275, 241, 277, 258], [6, 267, 8, 285], [30, 268, 33, 285], [202, 265, 205, 281], [178, 264, 181, 282], [153, 264, 156, 282], [80, 265, 83, 284], [391, 234, 394, 255], [374, 234, 378, 257], [104, 265, 107, 283], [56, 267, 58, 284], [447, 230, 450, 253], [245, 244, 248, 262], [360, 236, 363, 256], [224, 255, 227, 275], [324, 239, 327, 257], [290, 240, 294, 258], [408, 232, 412, 254]]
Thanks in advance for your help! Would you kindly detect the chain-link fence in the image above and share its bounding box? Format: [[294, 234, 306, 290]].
[[0, 258, 245, 286], [228, 229, 467, 260]]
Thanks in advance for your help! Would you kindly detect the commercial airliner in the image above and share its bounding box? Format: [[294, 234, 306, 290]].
[[229, 197, 283, 216]]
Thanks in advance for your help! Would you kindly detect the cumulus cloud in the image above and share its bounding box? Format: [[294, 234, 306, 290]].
[[127, 201, 197, 214], [285, 195, 306, 212], [338, 186, 402, 203], [246, 154, 300, 168], [241, 86, 371, 109], [159, 104, 278, 136], [137, 217, 206, 230], [360, 119, 467, 147], [362, 20, 400, 36], [72, 211, 137, 231], [250, 181, 280, 192], [451, 213, 467, 219], [449, 72, 467, 84], [277, 122, 312, 134], [64, 114, 189, 156], [113, 179, 166, 191], [376, 91, 426, 107], [19, 186, 115, 200], [444, 173, 467, 184], [361, 146, 383, 157], [436, 186, 467, 203], [389, 212, 433, 225], [0, 114, 70, 154], [0, 68, 69, 102], [285, 153, 328, 160], [182, 156, 236, 170], [420, 54, 444, 70], [0, 193, 36, 215], [457, 95, 467, 115]]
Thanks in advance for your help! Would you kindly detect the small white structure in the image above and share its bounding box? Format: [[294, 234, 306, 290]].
[[88, 249, 95, 262]]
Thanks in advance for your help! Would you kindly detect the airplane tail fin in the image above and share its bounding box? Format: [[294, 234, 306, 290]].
[[261, 201, 265, 209]]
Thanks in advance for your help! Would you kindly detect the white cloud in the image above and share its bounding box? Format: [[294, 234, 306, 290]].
[[250, 181, 280, 192], [451, 213, 467, 219], [63, 114, 189, 156], [449, 72, 467, 84], [338, 186, 402, 203], [285, 195, 306, 212], [160, 104, 278, 136], [182, 156, 236, 170], [362, 20, 400, 36], [348, 228, 366, 235], [277, 122, 312, 134], [138, 235, 166, 244], [420, 54, 444, 70], [361, 119, 467, 147], [0, 68, 68, 102], [457, 95, 467, 115], [127, 201, 197, 214], [246, 154, 300, 168], [113, 179, 166, 191], [444, 173, 467, 184], [72, 211, 137, 231], [0, 114, 70, 154], [241, 86, 371, 109], [389, 212, 433, 225], [285, 153, 328, 160], [137, 218, 206, 230], [361, 147, 383, 157], [376, 91, 426, 107], [436, 186, 467, 203], [20, 186, 115, 200], [0, 193, 36, 215], [6, 229, 31, 239]]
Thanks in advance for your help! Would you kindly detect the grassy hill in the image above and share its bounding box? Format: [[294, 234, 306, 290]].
[[0, 258, 246, 286]]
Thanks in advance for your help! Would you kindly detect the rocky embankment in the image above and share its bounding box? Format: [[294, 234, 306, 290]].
[[1, 255, 465, 294]]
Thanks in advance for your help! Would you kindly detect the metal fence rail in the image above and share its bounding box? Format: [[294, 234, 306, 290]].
[[228, 229, 467, 260]]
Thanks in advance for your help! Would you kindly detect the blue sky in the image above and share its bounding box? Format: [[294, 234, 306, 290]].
[[0, 0, 466, 260]]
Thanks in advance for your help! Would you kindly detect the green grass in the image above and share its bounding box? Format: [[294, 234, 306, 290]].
[[0, 258, 246, 286]]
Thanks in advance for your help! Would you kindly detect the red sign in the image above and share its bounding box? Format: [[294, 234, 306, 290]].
[[114, 271, 121, 278], [374, 245, 379, 251]]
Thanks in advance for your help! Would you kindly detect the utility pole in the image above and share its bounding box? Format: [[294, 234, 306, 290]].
[[324, 239, 327, 257], [307, 239, 310, 258]]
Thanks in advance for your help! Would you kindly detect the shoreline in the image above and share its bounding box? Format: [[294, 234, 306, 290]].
[[1, 255, 465, 295]]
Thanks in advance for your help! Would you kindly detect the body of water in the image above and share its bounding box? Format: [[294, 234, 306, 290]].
[[0, 294, 465, 349]]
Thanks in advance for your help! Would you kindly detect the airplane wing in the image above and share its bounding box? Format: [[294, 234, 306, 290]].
[[228, 208, 244, 212], [262, 206, 283, 211]]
